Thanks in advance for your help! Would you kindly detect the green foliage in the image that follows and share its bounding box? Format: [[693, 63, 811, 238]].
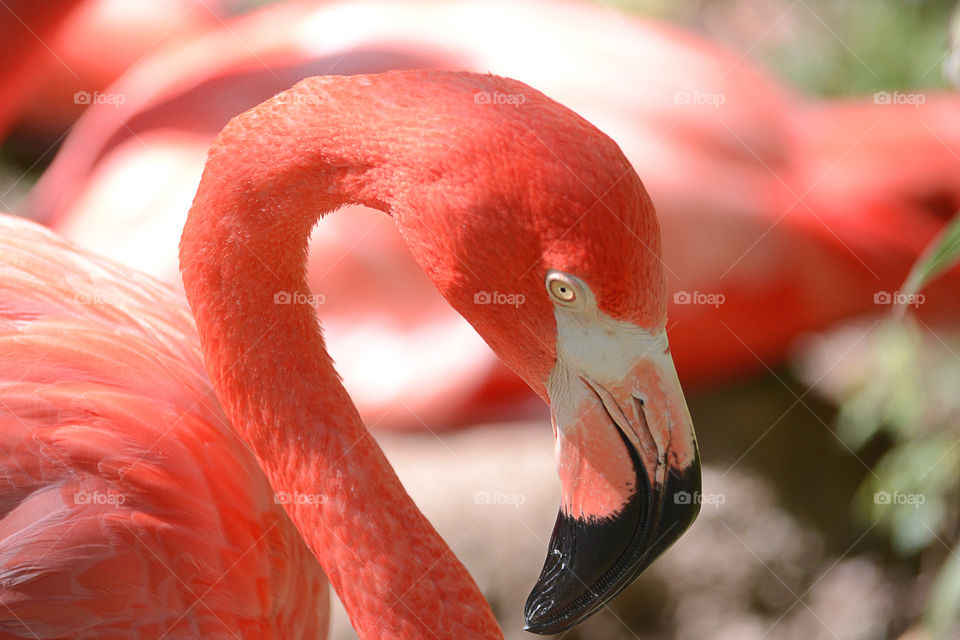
[[606, 0, 957, 96], [826, 213, 960, 637], [835, 321, 960, 448], [766, 0, 956, 96], [928, 549, 960, 639], [835, 320, 960, 557], [856, 428, 957, 553], [899, 215, 960, 315]]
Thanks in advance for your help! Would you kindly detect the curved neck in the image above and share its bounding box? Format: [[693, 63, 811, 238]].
[[180, 75, 502, 639]]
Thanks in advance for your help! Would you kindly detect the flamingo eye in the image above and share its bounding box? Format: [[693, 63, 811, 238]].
[[545, 271, 580, 305]]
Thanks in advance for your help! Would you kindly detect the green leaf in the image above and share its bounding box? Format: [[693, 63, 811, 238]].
[[897, 213, 960, 317], [925, 544, 960, 638]]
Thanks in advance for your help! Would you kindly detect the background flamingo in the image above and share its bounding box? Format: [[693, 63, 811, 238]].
[[0, 0, 220, 140], [0, 0, 86, 140]]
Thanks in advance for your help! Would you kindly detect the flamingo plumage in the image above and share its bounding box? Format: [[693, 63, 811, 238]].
[[0, 215, 327, 637], [2, 70, 699, 636]]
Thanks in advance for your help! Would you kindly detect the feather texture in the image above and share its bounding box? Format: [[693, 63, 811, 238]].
[[0, 214, 327, 639]]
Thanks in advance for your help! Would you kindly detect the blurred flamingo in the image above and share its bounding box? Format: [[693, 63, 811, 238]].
[[27, 0, 960, 426], [0, 0, 220, 141], [667, 94, 960, 381], [0, 0, 85, 140], [1, 70, 700, 636]]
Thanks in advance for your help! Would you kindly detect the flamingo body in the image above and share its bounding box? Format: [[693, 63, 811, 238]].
[[0, 215, 327, 638]]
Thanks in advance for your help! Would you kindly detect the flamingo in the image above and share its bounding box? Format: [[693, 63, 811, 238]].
[[0, 0, 86, 140], [0, 0, 220, 139], [1, 70, 700, 636]]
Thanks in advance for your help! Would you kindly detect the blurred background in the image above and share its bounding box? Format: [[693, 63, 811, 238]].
[[1, 0, 959, 638]]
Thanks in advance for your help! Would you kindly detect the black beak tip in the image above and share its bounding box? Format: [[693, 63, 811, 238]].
[[523, 456, 702, 635], [524, 594, 573, 635]]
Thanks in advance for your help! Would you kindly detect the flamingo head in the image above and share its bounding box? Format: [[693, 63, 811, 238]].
[[388, 73, 701, 633]]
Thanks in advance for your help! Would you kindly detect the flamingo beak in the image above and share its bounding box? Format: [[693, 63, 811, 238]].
[[524, 344, 701, 634]]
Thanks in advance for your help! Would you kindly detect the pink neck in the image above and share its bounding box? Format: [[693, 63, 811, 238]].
[[180, 75, 502, 639]]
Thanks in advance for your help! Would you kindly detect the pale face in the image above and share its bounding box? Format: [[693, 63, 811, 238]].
[[545, 269, 698, 495]]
